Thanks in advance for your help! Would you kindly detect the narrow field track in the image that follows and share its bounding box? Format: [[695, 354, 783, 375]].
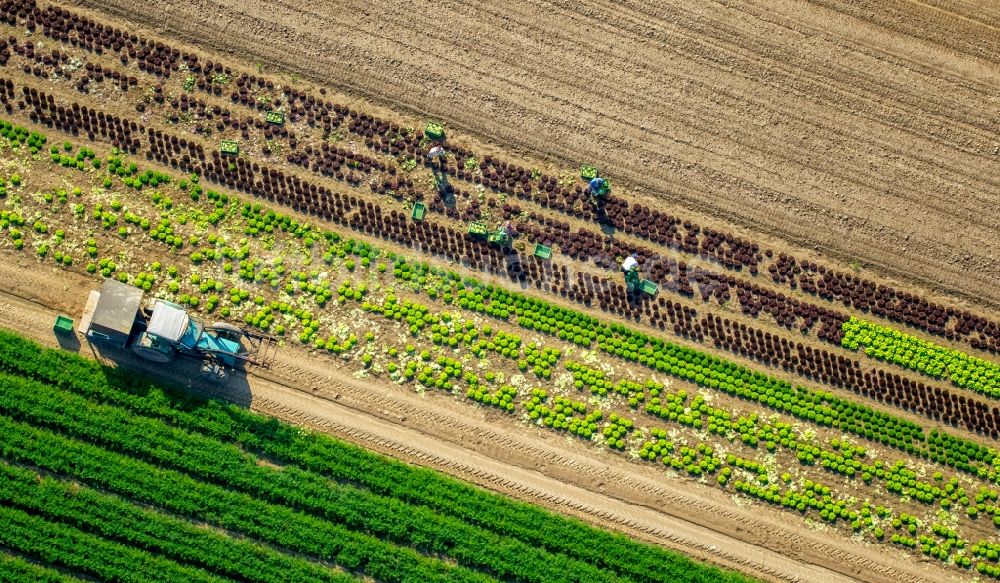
[[72, 0, 1000, 313]]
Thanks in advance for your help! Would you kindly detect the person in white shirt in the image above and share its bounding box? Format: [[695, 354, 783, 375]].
[[427, 145, 446, 172], [620, 254, 638, 273]]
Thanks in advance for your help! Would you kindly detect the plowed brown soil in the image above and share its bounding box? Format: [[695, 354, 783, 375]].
[[73, 0, 1000, 313]]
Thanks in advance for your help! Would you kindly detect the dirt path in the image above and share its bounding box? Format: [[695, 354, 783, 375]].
[[0, 256, 966, 583], [69, 0, 1000, 315]]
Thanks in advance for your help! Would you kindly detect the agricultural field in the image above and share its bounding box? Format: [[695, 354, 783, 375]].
[[0, 1, 996, 582], [0, 330, 757, 583]]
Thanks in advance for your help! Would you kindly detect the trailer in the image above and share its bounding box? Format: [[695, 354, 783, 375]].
[[468, 220, 515, 248], [638, 279, 659, 296], [533, 243, 552, 260], [468, 221, 488, 238], [80, 279, 143, 347]]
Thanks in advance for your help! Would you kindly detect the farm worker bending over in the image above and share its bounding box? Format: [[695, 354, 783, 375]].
[[428, 145, 446, 170], [620, 254, 638, 273], [500, 221, 518, 239]]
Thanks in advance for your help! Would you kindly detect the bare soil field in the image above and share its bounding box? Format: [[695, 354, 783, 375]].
[[76, 0, 1000, 311]]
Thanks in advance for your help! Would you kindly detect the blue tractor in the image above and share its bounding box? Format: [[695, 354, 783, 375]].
[[83, 279, 276, 381]]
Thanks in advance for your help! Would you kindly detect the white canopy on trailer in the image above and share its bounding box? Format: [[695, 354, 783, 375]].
[[146, 301, 190, 342], [621, 255, 638, 272]]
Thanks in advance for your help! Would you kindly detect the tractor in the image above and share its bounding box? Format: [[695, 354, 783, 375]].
[[80, 279, 276, 381]]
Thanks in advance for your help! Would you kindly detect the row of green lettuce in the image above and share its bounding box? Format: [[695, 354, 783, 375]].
[[842, 317, 999, 398], [382, 259, 1000, 479]]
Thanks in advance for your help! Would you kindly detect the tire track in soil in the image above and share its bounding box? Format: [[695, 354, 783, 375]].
[[252, 396, 814, 583], [804, 0, 1000, 60], [249, 0, 1000, 274], [0, 289, 963, 583]]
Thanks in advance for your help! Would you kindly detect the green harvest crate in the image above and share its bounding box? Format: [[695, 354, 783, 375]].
[[265, 111, 285, 125], [468, 221, 487, 237], [411, 202, 426, 221], [53, 315, 73, 334], [639, 279, 659, 296], [424, 121, 445, 141], [220, 140, 240, 156], [533, 243, 552, 259], [580, 164, 598, 180]]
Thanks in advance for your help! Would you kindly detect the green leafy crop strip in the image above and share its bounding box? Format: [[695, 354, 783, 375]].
[[0, 331, 758, 583], [842, 317, 1000, 398], [0, 413, 489, 583], [568, 358, 993, 510], [357, 292, 999, 565], [333, 269, 1000, 488], [0, 552, 85, 583], [0, 505, 229, 583], [341, 287, 1000, 569], [0, 461, 354, 583]]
